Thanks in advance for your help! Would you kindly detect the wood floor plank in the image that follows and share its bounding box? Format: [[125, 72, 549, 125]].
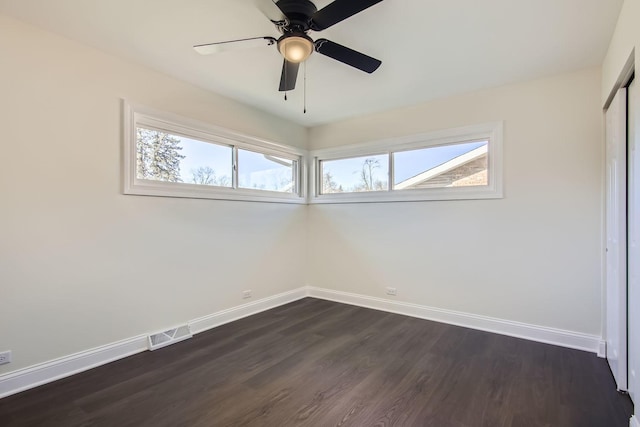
[[0, 298, 633, 427], [222, 312, 405, 426]]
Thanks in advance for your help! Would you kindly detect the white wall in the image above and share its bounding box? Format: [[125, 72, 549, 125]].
[[308, 67, 604, 335], [0, 14, 308, 374]]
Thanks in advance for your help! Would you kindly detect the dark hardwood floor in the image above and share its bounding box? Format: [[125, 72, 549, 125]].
[[0, 298, 633, 426]]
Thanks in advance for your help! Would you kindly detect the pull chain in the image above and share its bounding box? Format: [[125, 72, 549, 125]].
[[303, 61, 307, 114], [284, 44, 288, 101]]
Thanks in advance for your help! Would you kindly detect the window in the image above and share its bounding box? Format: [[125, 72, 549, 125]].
[[393, 140, 488, 190], [310, 122, 503, 203], [321, 154, 389, 194], [136, 127, 233, 187], [237, 149, 297, 193], [124, 103, 305, 203]]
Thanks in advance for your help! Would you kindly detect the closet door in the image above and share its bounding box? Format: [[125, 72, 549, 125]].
[[628, 78, 638, 402], [605, 87, 627, 391]]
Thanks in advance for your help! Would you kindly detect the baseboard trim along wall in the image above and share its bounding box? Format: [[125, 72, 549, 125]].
[[0, 285, 604, 399], [0, 335, 148, 400], [598, 340, 607, 358], [189, 288, 308, 334], [0, 287, 308, 399], [306, 287, 605, 355]]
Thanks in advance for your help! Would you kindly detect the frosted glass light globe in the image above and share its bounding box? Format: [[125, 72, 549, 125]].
[[278, 35, 313, 63]]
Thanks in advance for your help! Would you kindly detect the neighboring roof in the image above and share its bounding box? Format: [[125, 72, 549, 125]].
[[394, 145, 488, 190]]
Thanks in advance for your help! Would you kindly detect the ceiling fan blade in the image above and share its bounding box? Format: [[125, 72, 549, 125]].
[[315, 39, 381, 73], [193, 37, 276, 55], [255, 0, 287, 23], [311, 0, 383, 31], [279, 59, 299, 91]]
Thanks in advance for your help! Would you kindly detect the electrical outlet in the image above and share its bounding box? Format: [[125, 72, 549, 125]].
[[0, 351, 12, 365], [242, 290, 252, 299], [386, 287, 397, 296]]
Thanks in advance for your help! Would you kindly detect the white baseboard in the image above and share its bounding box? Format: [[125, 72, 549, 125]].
[[0, 335, 148, 399], [598, 340, 607, 358], [0, 287, 307, 399], [631, 415, 640, 427], [307, 287, 604, 354], [0, 285, 605, 400], [189, 287, 308, 334]]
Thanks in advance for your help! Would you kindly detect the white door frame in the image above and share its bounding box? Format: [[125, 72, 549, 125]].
[[605, 87, 628, 391], [627, 77, 639, 404]]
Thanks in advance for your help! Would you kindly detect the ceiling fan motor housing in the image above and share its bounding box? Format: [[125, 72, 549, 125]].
[[276, 0, 317, 33]]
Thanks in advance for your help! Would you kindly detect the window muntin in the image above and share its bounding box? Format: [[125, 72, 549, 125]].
[[238, 149, 297, 193], [320, 154, 389, 194], [393, 140, 488, 190]]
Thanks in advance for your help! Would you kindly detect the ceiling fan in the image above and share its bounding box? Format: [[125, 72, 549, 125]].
[[194, 0, 384, 92]]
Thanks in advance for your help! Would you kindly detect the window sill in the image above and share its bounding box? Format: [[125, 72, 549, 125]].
[[125, 179, 307, 204], [309, 185, 503, 204]]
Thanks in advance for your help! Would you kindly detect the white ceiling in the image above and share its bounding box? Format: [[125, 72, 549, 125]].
[[0, 0, 623, 126]]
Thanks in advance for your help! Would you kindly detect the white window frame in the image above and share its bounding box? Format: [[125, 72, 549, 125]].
[[123, 101, 306, 204], [309, 122, 503, 204]]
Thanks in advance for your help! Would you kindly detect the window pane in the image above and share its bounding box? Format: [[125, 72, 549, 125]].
[[238, 149, 296, 193], [136, 127, 232, 187], [393, 141, 488, 190], [320, 154, 389, 194]]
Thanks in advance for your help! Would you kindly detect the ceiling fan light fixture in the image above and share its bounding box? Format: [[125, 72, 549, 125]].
[[278, 34, 314, 63]]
